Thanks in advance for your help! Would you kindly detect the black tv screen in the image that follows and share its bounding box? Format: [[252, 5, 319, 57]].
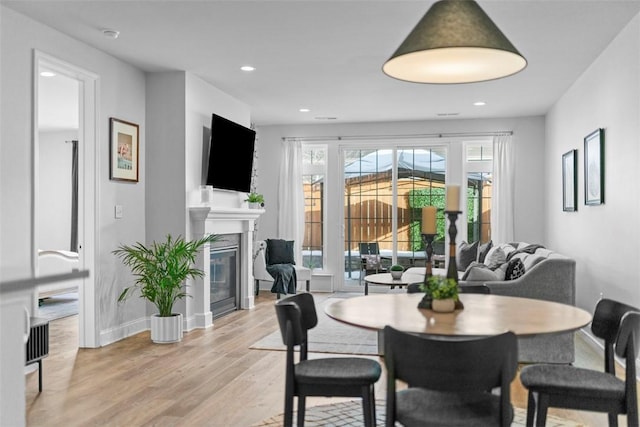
[[206, 114, 256, 193]]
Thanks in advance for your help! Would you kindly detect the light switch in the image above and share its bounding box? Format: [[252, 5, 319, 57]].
[[115, 205, 123, 219]]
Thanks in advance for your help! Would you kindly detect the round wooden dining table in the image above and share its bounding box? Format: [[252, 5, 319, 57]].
[[324, 293, 592, 338]]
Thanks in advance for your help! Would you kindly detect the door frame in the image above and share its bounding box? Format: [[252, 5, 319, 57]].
[[32, 50, 100, 348]]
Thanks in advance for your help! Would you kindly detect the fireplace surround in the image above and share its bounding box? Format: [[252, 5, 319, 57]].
[[189, 206, 264, 329]]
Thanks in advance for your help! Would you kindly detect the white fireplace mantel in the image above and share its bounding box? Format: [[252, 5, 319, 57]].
[[189, 206, 264, 330]]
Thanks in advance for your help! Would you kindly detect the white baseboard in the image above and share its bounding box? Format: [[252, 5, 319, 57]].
[[100, 317, 147, 346]]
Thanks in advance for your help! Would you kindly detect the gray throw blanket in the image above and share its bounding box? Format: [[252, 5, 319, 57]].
[[267, 263, 297, 294]]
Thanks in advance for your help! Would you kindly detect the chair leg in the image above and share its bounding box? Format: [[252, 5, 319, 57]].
[[525, 392, 535, 427], [535, 393, 549, 427], [38, 360, 43, 393], [255, 279, 259, 296], [361, 385, 376, 427], [283, 389, 294, 427], [297, 395, 306, 427], [305, 280, 310, 292], [607, 413, 618, 427]]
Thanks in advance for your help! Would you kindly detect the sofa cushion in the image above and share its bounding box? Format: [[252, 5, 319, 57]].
[[477, 240, 493, 264], [457, 241, 478, 271], [505, 258, 526, 280], [266, 239, 295, 265], [461, 262, 499, 281]]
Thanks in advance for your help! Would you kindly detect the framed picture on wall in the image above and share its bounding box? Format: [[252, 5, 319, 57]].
[[584, 128, 604, 205], [562, 149, 577, 212], [110, 118, 139, 182]]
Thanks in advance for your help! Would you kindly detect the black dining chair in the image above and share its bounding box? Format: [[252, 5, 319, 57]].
[[520, 298, 640, 427], [383, 325, 518, 427], [275, 293, 382, 427]]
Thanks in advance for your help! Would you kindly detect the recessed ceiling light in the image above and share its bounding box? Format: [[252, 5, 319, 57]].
[[102, 29, 120, 39], [299, 108, 310, 113], [473, 101, 487, 106], [240, 65, 255, 71], [40, 71, 56, 77]]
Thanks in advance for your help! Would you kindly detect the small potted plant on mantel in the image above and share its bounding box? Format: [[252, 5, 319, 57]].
[[419, 275, 459, 312], [245, 192, 264, 209], [113, 233, 220, 343]]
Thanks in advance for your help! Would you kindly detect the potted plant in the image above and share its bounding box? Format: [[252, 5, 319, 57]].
[[389, 264, 404, 280], [113, 233, 220, 343], [420, 275, 459, 312], [245, 192, 264, 209]]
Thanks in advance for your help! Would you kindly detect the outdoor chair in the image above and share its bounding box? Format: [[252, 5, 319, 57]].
[[359, 242, 388, 286], [275, 293, 382, 427], [383, 325, 518, 427], [520, 298, 640, 427]]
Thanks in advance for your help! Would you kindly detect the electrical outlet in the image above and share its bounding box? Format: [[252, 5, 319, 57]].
[[115, 205, 123, 219]]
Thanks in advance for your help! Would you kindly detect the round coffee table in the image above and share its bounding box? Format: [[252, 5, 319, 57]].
[[363, 272, 424, 295]]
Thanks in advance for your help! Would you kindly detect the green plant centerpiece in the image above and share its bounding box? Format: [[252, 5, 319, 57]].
[[389, 264, 404, 279], [245, 192, 264, 207], [418, 275, 461, 312], [113, 233, 220, 343]]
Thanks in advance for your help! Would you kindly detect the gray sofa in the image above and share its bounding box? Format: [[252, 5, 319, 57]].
[[406, 242, 577, 364]]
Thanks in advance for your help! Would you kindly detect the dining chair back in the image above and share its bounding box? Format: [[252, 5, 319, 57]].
[[275, 293, 382, 427], [520, 298, 639, 427], [383, 325, 518, 427]]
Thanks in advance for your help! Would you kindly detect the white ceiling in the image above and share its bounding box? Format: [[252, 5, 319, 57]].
[[5, 0, 640, 127]]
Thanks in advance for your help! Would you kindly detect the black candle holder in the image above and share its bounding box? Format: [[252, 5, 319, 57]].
[[445, 210, 462, 285], [421, 232, 436, 281]]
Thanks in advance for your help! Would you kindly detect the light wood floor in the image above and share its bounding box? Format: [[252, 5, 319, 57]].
[[26, 291, 636, 426]]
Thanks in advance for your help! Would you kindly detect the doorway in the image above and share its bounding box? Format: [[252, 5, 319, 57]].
[[33, 51, 99, 348]]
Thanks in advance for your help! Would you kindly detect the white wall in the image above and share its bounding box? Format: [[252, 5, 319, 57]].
[[0, 5, 147, 333], [545, 14, 640, 313], [256, 116, 546, 287], [145, 71, 251, 324]]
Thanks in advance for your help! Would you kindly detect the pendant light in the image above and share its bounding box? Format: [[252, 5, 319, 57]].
[[383, 0, 527, 84]]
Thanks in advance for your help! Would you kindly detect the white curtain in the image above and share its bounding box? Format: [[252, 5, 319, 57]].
[[278, 139, 305, 265], [491, 135, 515, 243]]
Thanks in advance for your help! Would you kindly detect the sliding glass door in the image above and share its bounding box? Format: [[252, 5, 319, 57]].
[[343, 147, 447, 286]]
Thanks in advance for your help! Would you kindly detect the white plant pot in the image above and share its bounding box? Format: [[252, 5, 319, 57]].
[[150, 313, 183, 344], [248, 202, 262, 209], [431, 298, 456, 313], [390, 270, 403, 280]]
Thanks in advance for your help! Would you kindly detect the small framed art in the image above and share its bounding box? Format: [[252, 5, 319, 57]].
[[584, 128, 604, 205], [110, 118, 139, 182], [562, 149, 577, 212]]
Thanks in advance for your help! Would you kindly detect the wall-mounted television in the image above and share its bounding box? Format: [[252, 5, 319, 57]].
[[206, 113, 256, 193]]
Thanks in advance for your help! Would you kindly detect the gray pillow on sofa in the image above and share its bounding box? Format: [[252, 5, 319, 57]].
[[457, 241, 478, 271], [461, 261, 499, 281], [477, 240, 493, 263], [484, 247, 506, 270]]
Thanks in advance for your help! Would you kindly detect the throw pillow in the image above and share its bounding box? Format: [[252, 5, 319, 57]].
[[484, 247, 506, 270], [505, 258, 526, 280], [457, 241, 479, 271], [461, 262, 499, 282], [477, 240, 493, 264], [265, 239, 295, 265]]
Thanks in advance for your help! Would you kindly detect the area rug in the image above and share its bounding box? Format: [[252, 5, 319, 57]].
[[250, 293, 379, 355], [252, 399, 583, 427], [38, 291, 78, 321]]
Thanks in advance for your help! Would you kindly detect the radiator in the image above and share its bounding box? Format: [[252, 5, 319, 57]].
[[25, 318, 49, 392]]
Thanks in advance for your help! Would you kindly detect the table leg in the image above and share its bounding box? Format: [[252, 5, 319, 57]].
[[365, 281, 368, 296]]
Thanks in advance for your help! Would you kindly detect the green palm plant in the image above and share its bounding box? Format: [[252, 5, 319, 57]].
[[113, 234, 220, 317]]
